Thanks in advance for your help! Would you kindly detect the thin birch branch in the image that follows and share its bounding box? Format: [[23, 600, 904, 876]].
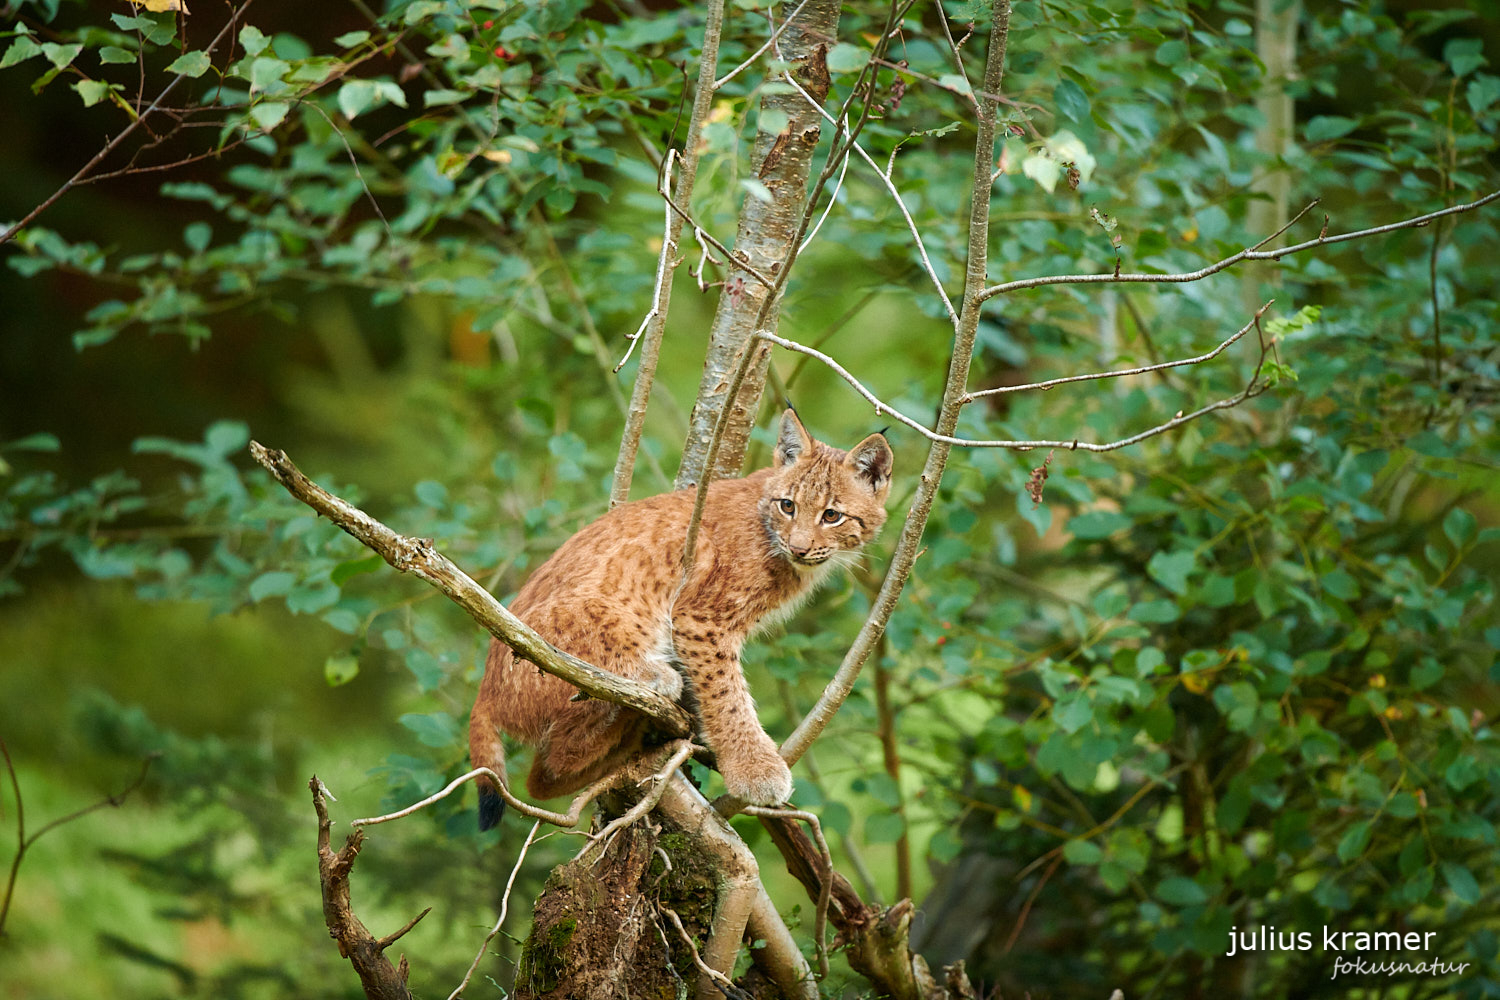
[[714, 0, 815, 90], [782, 0, 1012, 766], [760, 310, 1274, 452], [976, 188, 1500, 301], [743, 805, 832, 978], [349, 765, 623, 830], [447, 819, 541, 1000], [0, 1, 258, 248], [959, 310, 1259, 401], [609, 0, 728, 508], [248, 442, 692, 736]]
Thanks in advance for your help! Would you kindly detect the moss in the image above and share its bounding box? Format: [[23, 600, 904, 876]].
[[515, 915, 576, 995]]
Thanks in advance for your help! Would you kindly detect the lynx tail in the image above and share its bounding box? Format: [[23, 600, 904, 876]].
[[469, 694, 509, 831]]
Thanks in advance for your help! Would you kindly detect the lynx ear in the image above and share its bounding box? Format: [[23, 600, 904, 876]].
[[775, 408, 815, 467], [845, 432, 894, 495]]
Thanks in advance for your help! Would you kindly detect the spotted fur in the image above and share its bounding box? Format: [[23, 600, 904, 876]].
[[468, 410, 893, 827]]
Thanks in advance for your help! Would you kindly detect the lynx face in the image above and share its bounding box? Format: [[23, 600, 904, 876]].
[[758, 411, 894, 572]]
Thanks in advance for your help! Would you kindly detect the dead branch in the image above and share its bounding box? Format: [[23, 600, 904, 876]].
[[311, 776, 424, 1000], [248, 442, 692, 737]]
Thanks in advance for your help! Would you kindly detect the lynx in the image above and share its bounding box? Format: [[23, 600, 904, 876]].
[[468, 409, 893, 828]]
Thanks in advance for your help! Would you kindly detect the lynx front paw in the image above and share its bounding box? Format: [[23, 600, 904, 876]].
[[722, 751, 794, 806]]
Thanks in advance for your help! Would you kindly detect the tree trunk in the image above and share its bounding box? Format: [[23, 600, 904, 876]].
[[676, 0, 842, 488]]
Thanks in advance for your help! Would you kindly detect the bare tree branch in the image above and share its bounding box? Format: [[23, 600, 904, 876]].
[[976, 188, 1500, 302], [447, 819, 542, 1000], [0, 742, 158, 939], [609, 0, 728, 507], [781, 0, 1012, 766], [0, 2, 258, 247], [311, 776, 420, 1000], [248, 442, 692, 736]]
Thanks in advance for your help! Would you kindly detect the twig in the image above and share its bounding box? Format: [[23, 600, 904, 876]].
[[781, 0, 1012, 766], [976, 188, 1500, 301], [661, 905, 741, 995], [351, 765, 623, 830], [743, 805, 832, 978], [0, 1, 258, 247], [714, 0, 815, 90], [617, 149, 679, 376], [778, 58, 959, 329], [447, 820, 541, 1000], [609, 0, 728, 508], [249, 442, 692, 736], [758, 309, 1273, 452], [961, 308, 1262, 401], [0, 742, 158, 938]]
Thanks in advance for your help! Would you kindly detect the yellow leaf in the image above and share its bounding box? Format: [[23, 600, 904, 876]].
[[127, 0, 190, 12], [1181, 672, 1209, 694], [1011, 785, 1033, 813]]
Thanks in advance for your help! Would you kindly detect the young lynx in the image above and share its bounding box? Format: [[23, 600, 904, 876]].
[[468, 409, 893, 828]]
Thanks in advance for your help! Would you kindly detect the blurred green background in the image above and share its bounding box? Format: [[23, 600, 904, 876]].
[[3, 0, 1500, 997]]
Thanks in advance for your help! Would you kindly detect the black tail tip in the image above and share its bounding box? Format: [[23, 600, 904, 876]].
[[478, 786, 506, 831]]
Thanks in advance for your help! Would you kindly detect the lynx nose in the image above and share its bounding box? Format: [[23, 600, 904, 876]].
[[789, 543, 810, 557]]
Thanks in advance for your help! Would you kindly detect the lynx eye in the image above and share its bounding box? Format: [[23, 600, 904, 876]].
[[820, 508, 844, 525], [777, 498, 796, 516]]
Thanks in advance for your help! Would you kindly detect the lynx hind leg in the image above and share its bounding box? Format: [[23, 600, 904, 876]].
[[526, 698, 648, 800]]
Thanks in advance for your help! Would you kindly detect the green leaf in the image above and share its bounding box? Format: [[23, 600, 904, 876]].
[[338, 79, 376, 119], [1409, 659, 1443, 690], [864, 811, 906, 844], [1129, 600, 1180, 624], [1069, 510, 1131, 539], [249, 570, 296, 602], [166, 50, 212, 78], [414, 479, 448, 508], [249, 101, 290, 130], [249, 56, 289, 92], [333, 30, 371, 47], [324, 654, 360, 686], [99, 46, 137, 65], [1444, 37, 1487, 78], [1155, 876, 1208, 906], [826, 42, 868, 74], [1053, 693, 1094, 734], [331, 554, 383, 586], [1336, 819, 1372, 862], [399, 711, 459, 748], [1468, 74, 1500, 114], [239, 25, 271, 57], [1063, 838, 1103, 865], [1441, 862, 1481, 904], [0, 36, 43, 70], [41, 42, 84, 70], [1146, 550, 1195, 595], [73, 80, 112, 108], [1053, 79, 1090, 123], [1305, 115, 1358, 142], [4, 432, 61, 452], [1443, 507, 1477, 549]]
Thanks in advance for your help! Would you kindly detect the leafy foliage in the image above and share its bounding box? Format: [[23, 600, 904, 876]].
[[2, 0, 1498, 997]]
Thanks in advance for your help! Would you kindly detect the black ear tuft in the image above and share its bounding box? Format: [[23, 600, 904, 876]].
[[845, 433, 894, 493], [775, 408, 814, 467]]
